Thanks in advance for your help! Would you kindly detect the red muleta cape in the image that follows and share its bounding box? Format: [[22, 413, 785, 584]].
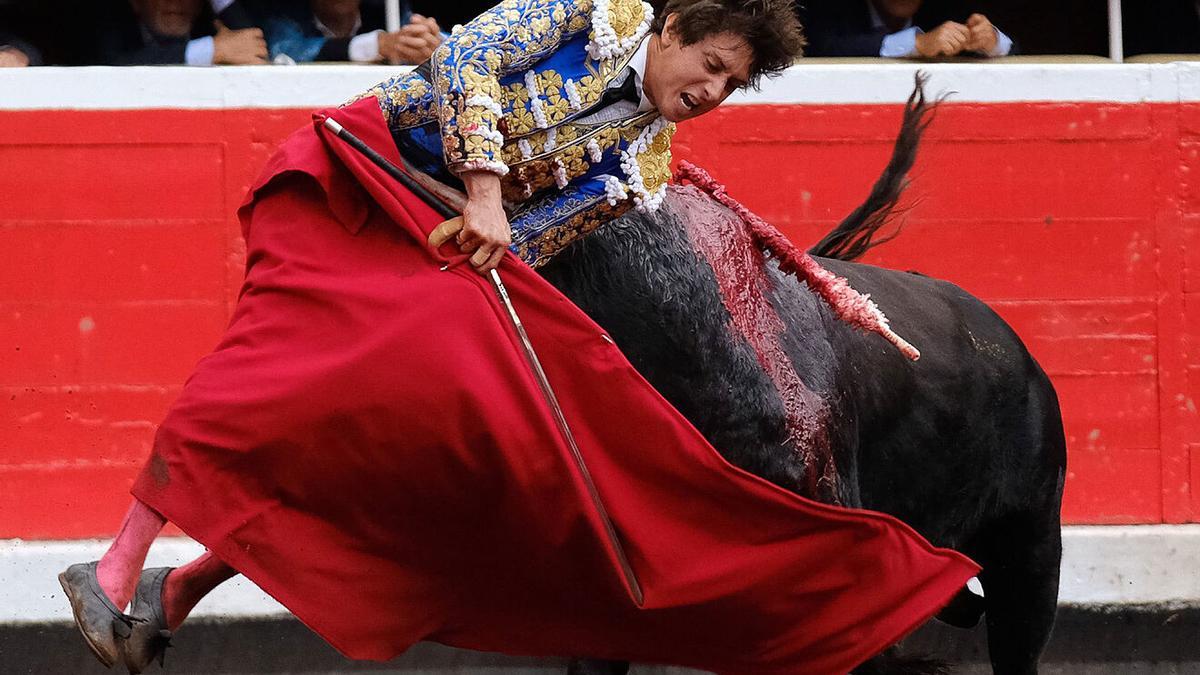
[[132, 98, 978, 674]]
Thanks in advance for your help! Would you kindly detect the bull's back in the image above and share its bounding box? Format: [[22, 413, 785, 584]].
[[807, 258, 1064, 549]]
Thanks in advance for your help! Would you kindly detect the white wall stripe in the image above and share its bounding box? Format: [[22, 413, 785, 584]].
[[725, 63, 1189, 105], [3, 525, 1199, 624], [4, 63, 1200, 111]]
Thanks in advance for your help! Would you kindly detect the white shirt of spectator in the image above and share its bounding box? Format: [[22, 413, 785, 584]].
[[181, 0, 242, 63], [183, 0, 240, 65], [867, 1, 1013, 58], [314, 12, 385, 63]]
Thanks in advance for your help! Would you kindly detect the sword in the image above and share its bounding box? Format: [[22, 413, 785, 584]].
[[322, 117, 644, 606]]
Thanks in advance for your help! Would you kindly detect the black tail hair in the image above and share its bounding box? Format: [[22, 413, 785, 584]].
[[808, 72, 941, 262]]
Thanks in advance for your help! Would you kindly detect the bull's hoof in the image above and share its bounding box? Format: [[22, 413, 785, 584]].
[[936, 585, 986, 628], [567, 658, 631, 675]]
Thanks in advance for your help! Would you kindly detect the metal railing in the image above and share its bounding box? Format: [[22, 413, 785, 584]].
[[1109, 0, 1125, 62]]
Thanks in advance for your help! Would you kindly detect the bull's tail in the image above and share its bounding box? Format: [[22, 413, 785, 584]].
[[808, 72, 939, 262]]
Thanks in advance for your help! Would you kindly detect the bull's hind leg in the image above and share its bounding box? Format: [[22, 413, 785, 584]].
[[977, 511, 1061, 675]]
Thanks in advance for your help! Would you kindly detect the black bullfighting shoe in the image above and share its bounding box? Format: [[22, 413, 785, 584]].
[[58, 561, 134, 668], [122, 567, 174, 674]]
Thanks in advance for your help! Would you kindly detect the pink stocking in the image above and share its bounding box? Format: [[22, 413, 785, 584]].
[[161, 551, 237, 630], [96, 499, 166, 610]]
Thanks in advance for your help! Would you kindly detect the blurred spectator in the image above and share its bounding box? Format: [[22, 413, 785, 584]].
[[98, 0, 267, 65], [0, 0, 109, 65], [256, 0, 442, 64], [800, 0, 1015, 58], [0, 27, 40, 66], [405, 0, 494, 30], [1124, 0, 1200, 56]]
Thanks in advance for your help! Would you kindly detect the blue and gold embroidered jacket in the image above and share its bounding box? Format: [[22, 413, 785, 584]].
[[355, 0, 674, 267]]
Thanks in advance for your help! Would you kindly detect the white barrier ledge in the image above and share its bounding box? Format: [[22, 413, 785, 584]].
[[4, 62, 1200, 110], [1059, 525, 1200, 608], [2, 525, 1199, 624], [0, 538, 287, 623]]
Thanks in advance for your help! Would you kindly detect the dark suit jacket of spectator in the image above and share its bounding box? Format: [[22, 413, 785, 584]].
[[1124, 1, 1200, 56], [96, 0, 256, 65], [799, 0, 1017, 57]]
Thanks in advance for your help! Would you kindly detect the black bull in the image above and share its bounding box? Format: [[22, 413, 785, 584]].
[[538, 85, 1066, 674]]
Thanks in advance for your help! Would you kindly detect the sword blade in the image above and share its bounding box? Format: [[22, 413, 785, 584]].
[[489, 269, 644, 606]]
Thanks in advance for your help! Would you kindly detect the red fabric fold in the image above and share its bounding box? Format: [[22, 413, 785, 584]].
[[133, 98, 978, 675]]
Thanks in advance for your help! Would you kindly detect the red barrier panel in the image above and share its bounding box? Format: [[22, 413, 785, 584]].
[[1, 100, 1197, 538], [680, 102, 1199, 526]]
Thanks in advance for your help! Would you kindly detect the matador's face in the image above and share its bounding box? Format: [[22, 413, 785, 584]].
[[643, 14, 754, 123]]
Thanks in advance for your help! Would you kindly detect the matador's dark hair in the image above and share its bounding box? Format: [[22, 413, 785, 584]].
[[649, 0, 805, 88]]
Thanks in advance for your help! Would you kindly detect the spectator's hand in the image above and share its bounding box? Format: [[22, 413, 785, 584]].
[[0, 47, 30, 68], [410, 13, 443, 41], [379, 16, 443, 65], [406, 17, 444, 57], [914, 21, 970, 58], [965, 14, 999, 55], [212, 21, 268, 65]]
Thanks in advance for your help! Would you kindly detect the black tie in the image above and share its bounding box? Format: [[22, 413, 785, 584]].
[[582, 67, 640, 116]]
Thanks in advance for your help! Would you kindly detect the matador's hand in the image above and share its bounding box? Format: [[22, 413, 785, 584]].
[[427, 216, 464, 250], [426, 171, 511, 275]]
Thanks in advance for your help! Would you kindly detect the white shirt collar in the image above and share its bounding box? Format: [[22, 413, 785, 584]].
[[628, 35, 653, 112], [867, 1, 913, 31]]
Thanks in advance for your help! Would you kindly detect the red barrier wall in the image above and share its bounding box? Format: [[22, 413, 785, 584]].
[[2, 100, 1197, 538]]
